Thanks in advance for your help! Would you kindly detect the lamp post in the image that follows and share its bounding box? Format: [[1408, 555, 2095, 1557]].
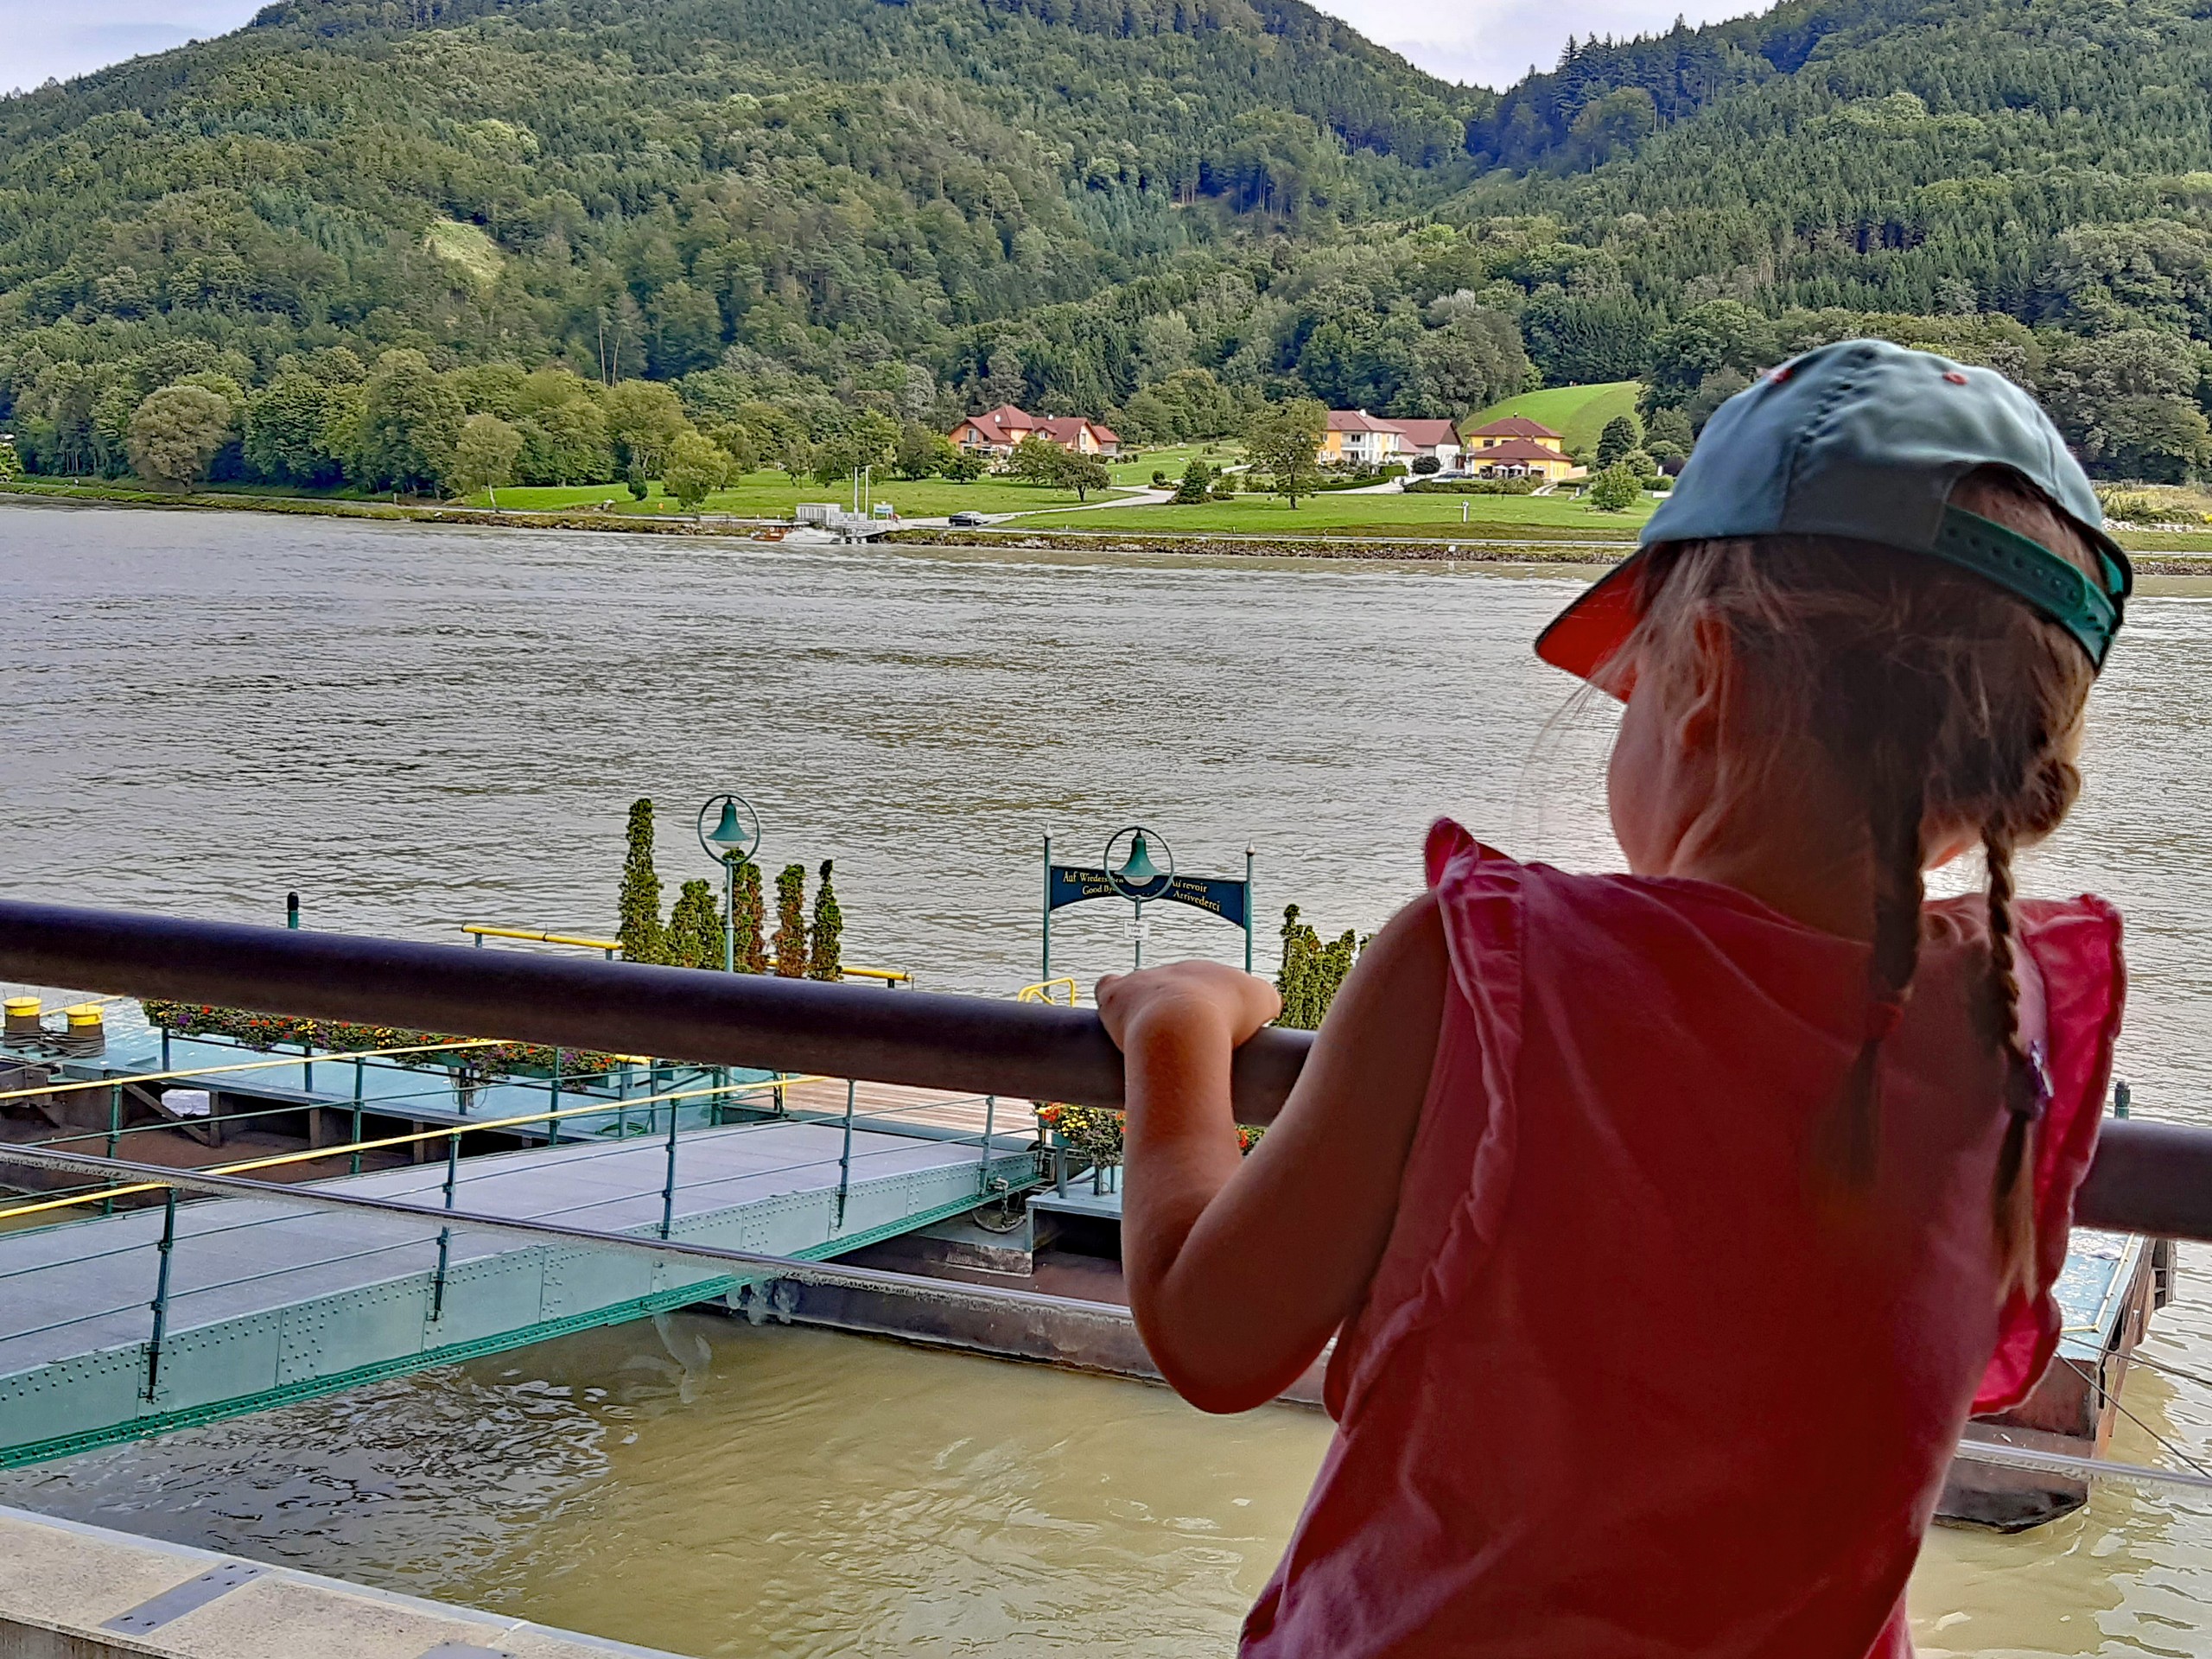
[[1104, 826, 1174, 970], [696, 794, 762, 973]]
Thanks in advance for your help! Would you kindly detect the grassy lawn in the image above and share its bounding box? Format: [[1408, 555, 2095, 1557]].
[[1017, 487, 1658, 537], [454, 472, 1123, 517], [1466, 382, 1643, 457], [1106, 442, 1241, 486]]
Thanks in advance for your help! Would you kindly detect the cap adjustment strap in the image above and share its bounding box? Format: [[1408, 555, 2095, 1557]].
[[1927, 506, 2129, 670]]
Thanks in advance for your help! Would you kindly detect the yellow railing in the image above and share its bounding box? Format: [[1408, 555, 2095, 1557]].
[[0, 1068, 831, 1224], [462, 924, 620, 954], [1016, 976, 1079, 1007], [461, 922, 910, 984], [0, 1039, 505, 1104], [842, 966, 912, 987]]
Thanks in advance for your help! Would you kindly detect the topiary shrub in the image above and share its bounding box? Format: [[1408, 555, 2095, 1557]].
[[665, 878, 724, 969], [734, 861, 768, 972], [808, 859, 844, 980], [617, 798, 667, 964], [772, 863, 809, 976], [1274, 904, 1363, 1029]]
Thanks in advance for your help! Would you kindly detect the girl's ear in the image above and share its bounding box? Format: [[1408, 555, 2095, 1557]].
[[1678, 612, 1734, 751]]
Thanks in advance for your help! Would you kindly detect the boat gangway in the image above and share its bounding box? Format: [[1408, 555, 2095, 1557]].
[[0, 1077, 1041, 1465], [5, 899, 2212, 1512]]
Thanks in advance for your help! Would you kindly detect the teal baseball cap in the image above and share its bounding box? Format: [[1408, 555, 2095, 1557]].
[[1536, 338, 2132, 690]]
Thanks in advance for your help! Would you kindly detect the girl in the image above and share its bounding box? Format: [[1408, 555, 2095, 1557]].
[[1096, 340, 2132, 1657]]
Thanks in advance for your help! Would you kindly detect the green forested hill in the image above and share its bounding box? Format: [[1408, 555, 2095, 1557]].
[[5, 0, 2212, 491]]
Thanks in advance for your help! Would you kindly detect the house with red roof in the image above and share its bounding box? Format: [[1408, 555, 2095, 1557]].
[[1386, 417, 1464, 468], [1317, 410, 1465, 469], [1319, 409, 1408, 467], [949, 405, 1120, 458], [1460, 415, 1577, 481]]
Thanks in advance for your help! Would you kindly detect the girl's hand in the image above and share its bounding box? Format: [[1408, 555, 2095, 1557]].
[[1095, 962, 1281, 1052]]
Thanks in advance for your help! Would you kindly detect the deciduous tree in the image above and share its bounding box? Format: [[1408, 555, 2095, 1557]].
[[450, 411, 523, 507], [1246, 397, 1327, 506], [127, 385, 233, 486], [663, 430, 732, 512]]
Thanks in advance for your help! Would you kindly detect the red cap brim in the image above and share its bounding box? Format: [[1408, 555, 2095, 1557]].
[[1533, 556, 1648, 698]]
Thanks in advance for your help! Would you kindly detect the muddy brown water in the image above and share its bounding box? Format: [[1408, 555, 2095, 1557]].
[[6, 500, 2212, 1654]]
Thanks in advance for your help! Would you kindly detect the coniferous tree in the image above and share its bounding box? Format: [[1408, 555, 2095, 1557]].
[[808, 860, 844, 981], [617, 798, 666, 964], [734, 861, 768, 974], [772, 864, 810, 977], [665, 879, 724, 970], [1595, 414, 1642, 470], [1274, 905, 1363, 1030]]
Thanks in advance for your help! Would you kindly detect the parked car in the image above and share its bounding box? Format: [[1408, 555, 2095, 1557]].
[[948, 511, 989, 527]]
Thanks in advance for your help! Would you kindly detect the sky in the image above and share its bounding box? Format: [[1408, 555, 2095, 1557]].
[[0, 0, 1765, 97]]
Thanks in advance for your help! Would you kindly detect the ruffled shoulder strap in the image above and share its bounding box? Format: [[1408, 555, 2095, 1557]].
[[1974, 896, 2127, 1413]]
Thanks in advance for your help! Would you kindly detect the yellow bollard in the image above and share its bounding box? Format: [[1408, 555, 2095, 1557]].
[[3, 997, 39, 1039], [61, 1004, 105, 1057]]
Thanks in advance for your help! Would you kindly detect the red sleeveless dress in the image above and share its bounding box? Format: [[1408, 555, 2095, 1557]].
[[1242, 822, 2125, 1659]]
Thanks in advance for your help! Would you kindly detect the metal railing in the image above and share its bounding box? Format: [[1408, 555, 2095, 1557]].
[[0, 898, 2201, 1240], [1017, 976, 1080, 1007], [461, 920, 912, 985]]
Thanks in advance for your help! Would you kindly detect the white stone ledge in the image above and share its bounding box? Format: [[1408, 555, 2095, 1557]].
[[0, 1503, 689, 1659]]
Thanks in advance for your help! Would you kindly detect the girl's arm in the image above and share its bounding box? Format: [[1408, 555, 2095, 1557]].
[[1096, 892, 1449, 1414]]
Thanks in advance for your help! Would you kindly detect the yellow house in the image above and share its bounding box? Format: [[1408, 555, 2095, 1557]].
[[1460, 416, 1577, 482], [1319, 409, 1408, 467]]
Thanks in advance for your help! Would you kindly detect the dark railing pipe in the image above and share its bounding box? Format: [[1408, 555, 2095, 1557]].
[[0, 900, 1307, 1121], [0, 899, 2202, 1241]]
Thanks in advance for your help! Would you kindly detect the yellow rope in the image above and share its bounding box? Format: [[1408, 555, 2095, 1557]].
[[0, 1071, 832, 1223], [0, 1038, 504, 1103]]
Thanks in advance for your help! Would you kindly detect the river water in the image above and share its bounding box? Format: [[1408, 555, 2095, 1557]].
[[5, 499, 2212, 1654]]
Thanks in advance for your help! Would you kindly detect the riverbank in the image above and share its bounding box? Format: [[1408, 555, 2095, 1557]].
[[12, 476, 2212, 569]]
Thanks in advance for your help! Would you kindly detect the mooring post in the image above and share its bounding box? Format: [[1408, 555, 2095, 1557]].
[[430, 1130, 459, 1321], [658, 1091, 681, 1240], [143, 1189, 177, 1401], [836, 1078, 856, 1230], [349, 1056, 365, 1175]]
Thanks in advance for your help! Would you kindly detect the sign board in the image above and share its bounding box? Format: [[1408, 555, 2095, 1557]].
[[1048, 865, 1248, 930]]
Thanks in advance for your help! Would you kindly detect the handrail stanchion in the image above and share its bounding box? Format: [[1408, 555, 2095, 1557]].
[[430, 1130, 459, 1321], [836, 1079, 856, 1229], [1053, 1132, 1068, 1197], [981, 1094, 996, 1194], [143, 1189, 176, 1401], [659, 1092, 682, 1240], [103, 1086, 122, 1214], [349, 1057, 365, 1176], [548, 1057, 563, 1147]]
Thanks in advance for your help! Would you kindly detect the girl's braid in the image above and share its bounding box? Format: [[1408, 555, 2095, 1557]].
[[1983, 823, 2040, 1298], [1821, 674, 1940, 1192]]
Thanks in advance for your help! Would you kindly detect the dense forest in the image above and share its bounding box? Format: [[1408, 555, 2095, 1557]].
[[3, 0, 2210, 490]]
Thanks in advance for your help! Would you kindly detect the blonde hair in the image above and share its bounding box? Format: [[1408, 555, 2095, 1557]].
[[1607, 468, 2101, 1300]]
